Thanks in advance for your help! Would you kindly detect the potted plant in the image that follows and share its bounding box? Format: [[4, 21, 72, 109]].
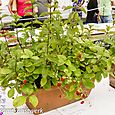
[[0, 0, 114, 115]]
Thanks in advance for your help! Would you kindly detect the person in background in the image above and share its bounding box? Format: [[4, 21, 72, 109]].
[[0, 0, 1, 6], [72, 0, 85, 19], [98, 0, 114, 23], [8, 0, 33, 24], [8, 0, 32, 16], [86, 0, 99, 23], [36, 0, 51, 16]]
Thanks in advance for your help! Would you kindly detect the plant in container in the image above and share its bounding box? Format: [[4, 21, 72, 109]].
[[0, 0, 113, 115]]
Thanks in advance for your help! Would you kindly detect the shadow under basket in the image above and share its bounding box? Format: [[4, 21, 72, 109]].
[[26, 84, 91, 115], [109, 64, 115, 88]]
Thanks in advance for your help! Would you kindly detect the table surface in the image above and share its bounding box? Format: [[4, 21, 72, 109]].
[[1, 77, 115, 115]]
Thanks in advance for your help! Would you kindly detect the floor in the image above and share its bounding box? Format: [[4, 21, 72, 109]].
[[0, 77, 115, 115]]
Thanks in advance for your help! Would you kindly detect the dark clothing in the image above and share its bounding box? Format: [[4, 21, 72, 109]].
[[86, 0, 99, 23], [37, 0, 51, 16]]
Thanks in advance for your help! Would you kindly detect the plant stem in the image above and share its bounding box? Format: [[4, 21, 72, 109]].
[[47, 3, 52, 55], [30, 3, 34, 43], [15, 28, 23, 50]]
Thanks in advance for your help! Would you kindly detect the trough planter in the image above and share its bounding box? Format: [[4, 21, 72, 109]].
[[26, 83, 92, 115], [109, 64, 115, 88]]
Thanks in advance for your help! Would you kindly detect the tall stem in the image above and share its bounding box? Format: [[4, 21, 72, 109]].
[[15, 27, 23, 50], [47, 2, 52, 55], [30, 3, 34, 43]]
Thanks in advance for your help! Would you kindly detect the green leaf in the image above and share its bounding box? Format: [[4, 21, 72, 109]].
[[24, 49, 33, 58], [64, 6, 73, 11], [21, 55, 29, 59], [86, 66, 92, 73], [47, 55, 57, 63], [80, 7, 86, 14], [48, 70, 54, 78], [57, 55, 66, 66], [64, 69, 72, 77], [102, 71, 108, 78], [13, 96, 26, 107], [89, 47, 97, 52], [69, 85, 75, 92], [107, 61, 112, 71], [15, 86, 22, 94], [95, 72, 102, 82], [31, 56, 39, 60], [112, 57, 115, 64], [52, 10, 61, 15], [33, 67, 42, 74], [42, 68, 49, 77], [0, 68, 12, 75], [74, 69, 81, 77], [88, 73, 95, 79], [29, 95, 38, 107], [34, 59, 45, 67], [22, 84, 34, 95], [8, 59, 15, 68], [82, 79, 95, 89], [43, 80, 51, 89], [24, 60, 32, 67], [52, 78, 58, 86], [40, 77, 47, 87], [84, 73, 95, 79], [65, 91, 74, 100], [110, 46, 115, 55], [93, 65, 100, 72], [68, 64, 76, 71], [58, 65, 66, 71], [26, 66, 35, 73], [74, 95, 81, 100], [0, 76, 5, 82], [33, 75, 39, 79], [90, 59, 97, 64], [17, 62, 24, 70], [8, 88, 15, 98], [65, 60, 71, 66]]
